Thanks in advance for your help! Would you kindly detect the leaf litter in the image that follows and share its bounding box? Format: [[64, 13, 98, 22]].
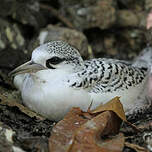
[[0, 93, 148, 152], [49, 97, 146, 152]]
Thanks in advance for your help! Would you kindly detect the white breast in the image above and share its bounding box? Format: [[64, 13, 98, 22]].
[[21, 70, 91, 121]]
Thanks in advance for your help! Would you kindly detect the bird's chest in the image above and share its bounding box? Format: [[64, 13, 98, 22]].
[[21, 72, 90, 120], [21, 72, 66, 101], [21, 73, 61, 104]]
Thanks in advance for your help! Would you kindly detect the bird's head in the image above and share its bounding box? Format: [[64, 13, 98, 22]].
[[9, 41, 84, 77]]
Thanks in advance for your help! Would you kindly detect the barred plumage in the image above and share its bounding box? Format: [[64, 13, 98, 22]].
[[69, 58, 147, 92], [10, 40, 149, 120]]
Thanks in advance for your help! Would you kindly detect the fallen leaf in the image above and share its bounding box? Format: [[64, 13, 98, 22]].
[[49, 108, 87, 152], [49, 106, 124, 152], [91, 97, 140, 132], [69, 111, 123, 152], [91, 96, 126, 121]]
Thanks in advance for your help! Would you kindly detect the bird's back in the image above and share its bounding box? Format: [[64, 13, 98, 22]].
[[71, 58, 147, 91], [69, 58, 148, 111]]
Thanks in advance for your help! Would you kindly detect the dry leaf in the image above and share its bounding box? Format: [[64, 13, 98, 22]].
[[49, 108, 87, 152], [49, 106, 124, 152], [91, 97, 139, 132], [69, 111, 123, 152], [91, 96, 126, 121]]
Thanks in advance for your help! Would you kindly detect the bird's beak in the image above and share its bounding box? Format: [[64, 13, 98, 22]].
[[9, 61, 46, 77]]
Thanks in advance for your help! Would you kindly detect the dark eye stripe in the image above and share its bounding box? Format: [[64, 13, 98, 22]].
[[46, 57, 64, 68]]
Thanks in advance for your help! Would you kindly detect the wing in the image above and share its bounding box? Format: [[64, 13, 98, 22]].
[[68, 58, 147, 93]]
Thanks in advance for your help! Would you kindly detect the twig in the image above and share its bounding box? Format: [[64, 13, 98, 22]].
[[125, 142, 149, 152], [40, 4, 75, 29]]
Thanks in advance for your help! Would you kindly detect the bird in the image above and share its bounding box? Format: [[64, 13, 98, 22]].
[[9, 40, 149, 121]]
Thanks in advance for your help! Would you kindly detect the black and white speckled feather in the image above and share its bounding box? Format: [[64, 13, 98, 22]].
[[69, 58, 147, 93], [11, 40, 150, 121]]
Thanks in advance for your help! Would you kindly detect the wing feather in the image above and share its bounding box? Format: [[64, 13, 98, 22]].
[[68, 58, 147, 93]]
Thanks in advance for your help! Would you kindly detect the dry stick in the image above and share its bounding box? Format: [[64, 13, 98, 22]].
[[125, 142, 149, 152], [40, 4, 75, 29], [121, 120, 152, 135], [125, 121, 141, 133]]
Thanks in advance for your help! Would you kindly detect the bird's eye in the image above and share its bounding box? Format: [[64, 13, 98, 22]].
[[46, 57, 64, 68]]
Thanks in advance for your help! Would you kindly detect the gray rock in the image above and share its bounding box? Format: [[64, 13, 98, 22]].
[[0, 0, 14, 17], [0, 18, 25, 51], [145, 0, 152, 11], [117, 10, 146, 28], [29, 25, 89, 58], [59, 0, 117, 30], [0, 18, 30, 70], [0, 0, 46, 28], [0, 122, 25, 152]]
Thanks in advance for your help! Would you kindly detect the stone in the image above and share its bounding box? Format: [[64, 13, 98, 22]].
[[117, 10, 146, 28], [0, 122, 25, 152], [0, 18, 30, 71], [117, 10, 139, 27], [0, 18, 25, 51], [145, 0, 152, 11], [0, 0, 46, 28], [59, 0, 117, 30], [29, 25, 89, 58]]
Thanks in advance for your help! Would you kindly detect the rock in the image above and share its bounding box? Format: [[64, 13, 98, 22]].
[[117, 10, 146, 28], [117, 10, 139, 27], [0, 18, 25, 51], [0, 0, 14, 17], [0, 0, 46, 28], [85, 27, 146, 60], [0, 18, 30, 71], [59, 0, 117, 30], [0, 94, 54, 152], [120, 29, 146, 55], [145, 0, 152, 11], [29, 25, 89, 58], [0, 47, 29, 73], [0, 122, 25, 152]]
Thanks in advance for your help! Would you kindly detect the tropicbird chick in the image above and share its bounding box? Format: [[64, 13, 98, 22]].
[[10, 41, 148, 121]]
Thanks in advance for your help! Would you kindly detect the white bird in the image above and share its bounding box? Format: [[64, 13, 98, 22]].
[[10, 40, 149, 121]]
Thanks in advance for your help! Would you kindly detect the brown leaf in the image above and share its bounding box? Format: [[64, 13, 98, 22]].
[[49, 107, 124, 152], [0, 94, 45, 120], [49, 107, 88, 152], [90, 97, 140, 132], [70, 111, 123, 152], [91, 96, 126, 121]]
